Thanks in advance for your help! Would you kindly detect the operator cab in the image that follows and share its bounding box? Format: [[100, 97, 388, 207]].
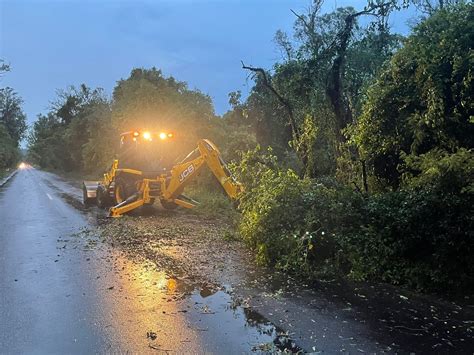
[[118, 130, 176, 175]]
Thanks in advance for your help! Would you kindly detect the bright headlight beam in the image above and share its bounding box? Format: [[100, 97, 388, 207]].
[[159, 132, 167, 140]]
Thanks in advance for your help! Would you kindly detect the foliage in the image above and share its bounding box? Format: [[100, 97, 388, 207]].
[[28, 69, 252, 175], [28, 85, 109, 172], [0, 123, 20, 169], [236, 3, 402, 178], [0, 76, 26, 169], [345, 188, 473, 291], [27, 114, 68, 169], [112, 68, 223, 160], [0, 87, 27, 146], [236, 151, 474, 291], [402, 148, 474, 193], [354, 3, 474, 189], [0, 60, 25, 170]]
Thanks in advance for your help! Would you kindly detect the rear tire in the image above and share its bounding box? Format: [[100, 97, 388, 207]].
[[144, 198, 155, 206], [160, 199, 178, 210]]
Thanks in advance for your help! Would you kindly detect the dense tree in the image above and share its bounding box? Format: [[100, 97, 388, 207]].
[[241, 1, 401, 178], [0, 123, 20, 169], [111, 67, 223, 159], [27, 114, 66, 169], [233, 2, 474, 292], [28, 85, 109, 171], [0, 61, 26, 169], [353, 3, 474, 189], [0, 87, 27, 146], [28, 68, 243, 172]]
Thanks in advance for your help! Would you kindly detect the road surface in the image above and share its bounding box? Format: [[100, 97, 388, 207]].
[[1, 167, 473, 353]]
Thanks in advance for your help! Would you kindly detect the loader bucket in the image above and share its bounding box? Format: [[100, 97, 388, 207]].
[[83, 181, 99, 205]]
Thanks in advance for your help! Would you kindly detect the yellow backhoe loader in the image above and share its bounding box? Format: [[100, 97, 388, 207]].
[[83, 130, 243, 217]]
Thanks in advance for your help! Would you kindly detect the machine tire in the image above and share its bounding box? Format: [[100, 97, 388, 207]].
[[113, 177, 127, 204], [96, 185, 111, 208], [114, 176, 138, 204], [160, 199, 178, 210], [144, 198, 155, 206]]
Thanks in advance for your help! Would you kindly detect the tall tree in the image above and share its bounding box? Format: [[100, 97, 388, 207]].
[[354, 3, 474, 189], [242, 1, 401, 177], [0, 87, 27, 146]]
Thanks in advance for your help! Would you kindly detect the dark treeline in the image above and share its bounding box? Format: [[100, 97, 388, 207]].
[[27, 70, 252, 173], [28, 1, 473, 293], [0, 61, 27, 172]]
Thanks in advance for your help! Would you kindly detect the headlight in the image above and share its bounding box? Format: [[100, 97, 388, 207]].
[[159, 132, 167, 140], [143, 131, 152, 141]]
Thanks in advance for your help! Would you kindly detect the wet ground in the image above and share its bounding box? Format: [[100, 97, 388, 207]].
[[1, 167, 473, 353]]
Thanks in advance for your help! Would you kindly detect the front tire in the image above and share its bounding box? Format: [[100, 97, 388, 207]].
[[97, 185, 111, 208], [114, 177, 128, 204]]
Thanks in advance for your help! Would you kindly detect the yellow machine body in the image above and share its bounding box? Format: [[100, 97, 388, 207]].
[[83, 133, 243, 218]]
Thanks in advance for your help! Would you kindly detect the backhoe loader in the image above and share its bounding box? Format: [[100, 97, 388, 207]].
[[82, 130, 243, 217]]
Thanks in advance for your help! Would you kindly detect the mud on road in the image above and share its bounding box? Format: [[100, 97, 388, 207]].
[[43, 170, 474, 353]]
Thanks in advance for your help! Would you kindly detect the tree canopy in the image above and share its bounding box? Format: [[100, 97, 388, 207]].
[[0, 63, 27, 170], [353, 3, 474, 189]]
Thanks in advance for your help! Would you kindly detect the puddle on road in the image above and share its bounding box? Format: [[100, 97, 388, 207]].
[[92, 251, 302, 353], [189, 289, 302, 353]]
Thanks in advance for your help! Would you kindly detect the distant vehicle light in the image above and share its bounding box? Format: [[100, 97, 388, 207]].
[[143, 131, 152, 141], [159, 132, 167, 140], [19, 162, 27, 169]]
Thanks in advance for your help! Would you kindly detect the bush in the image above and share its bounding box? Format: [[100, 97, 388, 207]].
[[0, 124, 20, 169], [235, 148, 474, 292], [346, 188, 473, 291], [234, 147, 363, 276]]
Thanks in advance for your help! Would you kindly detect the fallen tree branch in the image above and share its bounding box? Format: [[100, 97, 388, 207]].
[[241, 61, 300, 141]]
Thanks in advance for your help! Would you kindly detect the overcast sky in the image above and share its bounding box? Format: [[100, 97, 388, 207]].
[[0, 0, 417, 127]]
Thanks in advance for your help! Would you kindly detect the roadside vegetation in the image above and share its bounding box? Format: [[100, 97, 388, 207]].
[[0, 61, 26, 177], [27, 1, 473, 293]]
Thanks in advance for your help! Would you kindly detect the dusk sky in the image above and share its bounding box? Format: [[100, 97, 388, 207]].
[[0, 0, 417, 128]]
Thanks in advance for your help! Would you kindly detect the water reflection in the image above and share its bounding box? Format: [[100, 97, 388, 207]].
[[96, 251, 301, 353]]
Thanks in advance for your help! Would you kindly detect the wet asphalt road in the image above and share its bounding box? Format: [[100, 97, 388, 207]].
[[0, 168, 298, 353], [0, 168, 107, 353], [1, 167, 474, 354]]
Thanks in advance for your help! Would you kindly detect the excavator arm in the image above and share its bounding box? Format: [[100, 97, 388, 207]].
[[163, 139, 243, 204]]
